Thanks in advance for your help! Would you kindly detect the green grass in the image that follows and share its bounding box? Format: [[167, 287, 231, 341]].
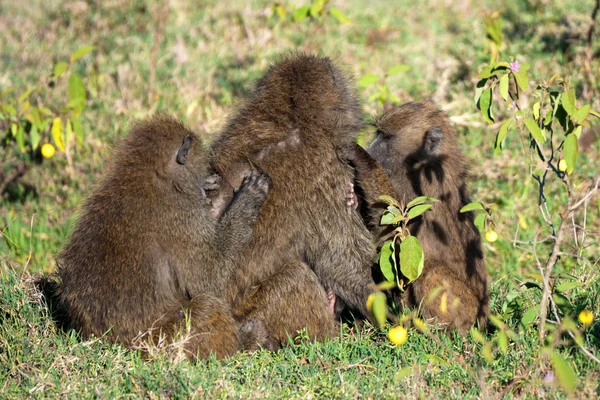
[[1, 0, 600, 398]]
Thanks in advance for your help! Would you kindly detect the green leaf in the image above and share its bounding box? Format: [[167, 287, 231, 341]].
[[533, 101, 540, 121], [359, 74, 380, 87], [378, 280, 397, 291], [309, 0, 325, 17], [65, 118, 73, 148], [589, 109, 600, 119], [393, 367, 413, 382], [513, 64, 530, 92], [293, 6, 310, 21], [68, 73, 86, 114], [556, 281, 584, 293], [474, 213, 486, 232], [379, 241, 396, 283], [388, 65, 410, 75], [470, 327, 486, 344], [329, 8, 349, 24], [381, 208, 400, 225], [474, 79, 486, 104], [51, 117, 65, 152], [406, 196, 439, 208], [371, 292, 388, 327], [520, 306, 538, 327], [407, 204, 433, 220], [479, 65, 494, 79], [550, 350, 578, 393], [399, 236, 424, 283], [72, 116, 84, 148], [561, 89, 576, 116], [495, 119, 511, 149], [482, 341, 494, 363], [544, 106, 554, 126], [460, 202, 485, 213], [272, 4, 286, 20], [573, 125, 582, 139], [18, 88, 35, 103], [563, 134, 578, 175], [497, 331, 508, 353], [524, 118, 546, 143], [14, 124, 25, 153], [379, 195, 401, 208], [499, 74, 509, 102], [573, 104, 590, 124], [478, 87, 494, 123], [53, 62, 69, 78], [70, 45, 95, 63], [30, 124, 41, 150]]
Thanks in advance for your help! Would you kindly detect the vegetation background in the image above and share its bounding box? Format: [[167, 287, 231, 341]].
[[1, 0, 599, 398]]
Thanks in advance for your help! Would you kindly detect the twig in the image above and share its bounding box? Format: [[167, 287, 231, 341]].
[[0, 162, 29, 195]]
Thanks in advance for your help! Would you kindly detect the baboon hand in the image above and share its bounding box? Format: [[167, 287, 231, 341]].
[[202, 174, 222, 192], [238, 168, 271, 201]]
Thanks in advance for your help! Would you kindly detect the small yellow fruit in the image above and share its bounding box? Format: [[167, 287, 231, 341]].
[[389, 326, 408, 346], [558, 159, 567, 172], [41, 143, 56, 159], [578, 310, 594, 327], [485, 229, 498, 243], [366, 293, 376, 312]]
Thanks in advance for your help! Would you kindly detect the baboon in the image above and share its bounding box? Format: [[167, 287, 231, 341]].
[[55, 114, 274, 359], [210, 54, 377, 344], [351, 101, 489, 332]]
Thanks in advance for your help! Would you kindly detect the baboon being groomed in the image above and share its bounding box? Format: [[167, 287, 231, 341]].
[[351, 101, 489, 332], [55, 114, 274, 359], [210, 54, 377, 344]]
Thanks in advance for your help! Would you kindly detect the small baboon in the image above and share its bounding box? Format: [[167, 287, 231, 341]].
[[55, 115, 273, 359], [352, 101, 489, 332], [210, 54, 377, 344]]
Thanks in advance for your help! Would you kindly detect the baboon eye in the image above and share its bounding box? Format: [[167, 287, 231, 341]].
[[176, 135, 193, 165], [425, 127, 443, 155]]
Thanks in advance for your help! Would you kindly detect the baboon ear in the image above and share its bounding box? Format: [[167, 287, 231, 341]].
[[424, 127, 443, 155], [176, 135, 192, 165]]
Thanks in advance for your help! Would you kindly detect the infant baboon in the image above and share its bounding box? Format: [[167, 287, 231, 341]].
[[210, 54, 376, 344], [55, 115, 273, 359], [353, 101, 489, 332]]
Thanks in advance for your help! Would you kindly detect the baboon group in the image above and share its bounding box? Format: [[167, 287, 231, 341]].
[[52, 53, 489, 359]]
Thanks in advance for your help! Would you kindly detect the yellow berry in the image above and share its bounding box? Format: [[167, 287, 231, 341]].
[[485, 229, 498, 243], [558, 159, 567, 172], [41, 143, 56, 159], [578, 310, 594, 327], [366, 293, 376, 312], [389, 326, 408, 345]]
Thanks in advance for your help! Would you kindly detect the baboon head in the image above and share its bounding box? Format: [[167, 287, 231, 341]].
[[113, 115, 211, 200], [253, 53, 363, 145], [368, 101, 464, 195]]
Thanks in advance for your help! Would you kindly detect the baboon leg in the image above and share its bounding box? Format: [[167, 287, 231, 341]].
[[237, 261, 339, 346], [152, 295, 241, 360], [407, 261, 486, 333]]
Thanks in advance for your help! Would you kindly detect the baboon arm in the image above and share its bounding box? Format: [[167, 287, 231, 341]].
[[349, 143, 400, 205]]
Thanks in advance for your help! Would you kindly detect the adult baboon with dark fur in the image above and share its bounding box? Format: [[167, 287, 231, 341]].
[[210, 54, 376, 344], [56, 115, 273, 359], [350, 101, 489, 332]]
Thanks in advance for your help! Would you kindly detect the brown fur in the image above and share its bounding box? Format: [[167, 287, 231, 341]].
[[210, 54, 376, 344], [55, 114, 273, 358], [352, 101, 489, 332]]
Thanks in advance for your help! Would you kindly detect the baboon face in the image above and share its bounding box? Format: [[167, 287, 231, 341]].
[[368, 101, 459, 182]]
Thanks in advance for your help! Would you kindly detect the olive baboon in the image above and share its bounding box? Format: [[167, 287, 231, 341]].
[[352, 101, 489, 332], [210, 54, 376, 344], [55, 115, 273, 359]]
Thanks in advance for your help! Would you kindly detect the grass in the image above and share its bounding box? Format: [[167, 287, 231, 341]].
[[1, 0, 600, 398]]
